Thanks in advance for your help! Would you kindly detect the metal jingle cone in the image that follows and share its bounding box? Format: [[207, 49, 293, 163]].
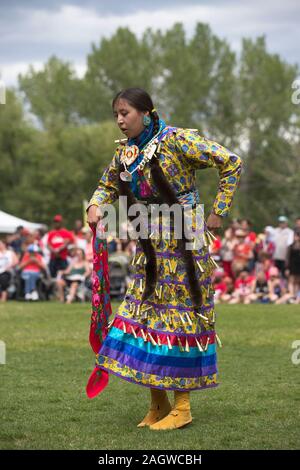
[[120, 170, 132, 182]]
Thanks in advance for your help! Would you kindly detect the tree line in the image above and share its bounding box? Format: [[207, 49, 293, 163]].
[[1, 23, 299, 230]]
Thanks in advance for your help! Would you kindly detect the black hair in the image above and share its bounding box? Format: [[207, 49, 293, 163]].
[[112, 87, 160, 136]]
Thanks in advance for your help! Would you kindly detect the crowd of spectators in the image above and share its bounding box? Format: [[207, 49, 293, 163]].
[[211, 216, 300, 305], [0, 215, 93, 303], [0, 213, 299, 305]]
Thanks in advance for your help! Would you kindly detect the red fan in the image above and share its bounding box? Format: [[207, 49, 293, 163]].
[[86, 223, 112, 398], [86, 367, 109, 399]]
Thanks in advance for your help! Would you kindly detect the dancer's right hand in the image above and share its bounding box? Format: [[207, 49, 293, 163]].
[[87, 205, 101, 226]]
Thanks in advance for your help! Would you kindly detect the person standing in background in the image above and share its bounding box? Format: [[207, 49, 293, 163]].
[[46, 215, 75, 278], [273, 216, 294, 278]]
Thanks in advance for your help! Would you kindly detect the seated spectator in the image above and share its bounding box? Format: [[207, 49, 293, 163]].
[[18, 244, 47, 301], [219, 276, 235, 303], [213, 273, 227, 303], [229, 269, 256, 304], [0, 240, 19, 302], [267, 266, 287, 303], [56, 248, 91, 303], [245, 271, 270, 304]]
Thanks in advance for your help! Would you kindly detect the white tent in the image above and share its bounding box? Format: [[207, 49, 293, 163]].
[[0, 210, 47, 234]]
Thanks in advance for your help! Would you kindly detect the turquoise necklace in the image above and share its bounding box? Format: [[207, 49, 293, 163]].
[[119, 120, 165, 183]]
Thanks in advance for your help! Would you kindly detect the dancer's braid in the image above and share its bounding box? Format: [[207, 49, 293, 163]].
[[151, 109, 160, 135]]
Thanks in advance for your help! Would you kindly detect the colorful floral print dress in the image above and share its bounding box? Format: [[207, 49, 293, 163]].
[[88, 126, 242, 391]]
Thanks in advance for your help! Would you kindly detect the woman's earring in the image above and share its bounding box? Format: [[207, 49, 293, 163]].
[[143, 114, 151, 126]]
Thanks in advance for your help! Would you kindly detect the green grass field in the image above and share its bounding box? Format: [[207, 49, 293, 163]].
[[0, 301, 299, 450]]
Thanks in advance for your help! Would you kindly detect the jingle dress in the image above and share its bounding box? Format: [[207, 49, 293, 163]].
[[88, 125, 242, 391]]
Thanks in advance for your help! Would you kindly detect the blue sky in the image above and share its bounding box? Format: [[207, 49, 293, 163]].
[[0, 0, 299, 85]]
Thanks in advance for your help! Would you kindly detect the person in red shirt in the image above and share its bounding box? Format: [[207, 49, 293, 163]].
[[47, 215, 75, 278], [214, 273, 228, 303], [19, 245, 47, 300], [231, 229, 253, 277], [219, 276, 235, 303], [229, 269, 256, 304]]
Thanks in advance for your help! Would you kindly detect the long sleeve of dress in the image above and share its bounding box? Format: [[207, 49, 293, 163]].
[[87, 148, 121, 208], [175, 129, 242, 217]]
